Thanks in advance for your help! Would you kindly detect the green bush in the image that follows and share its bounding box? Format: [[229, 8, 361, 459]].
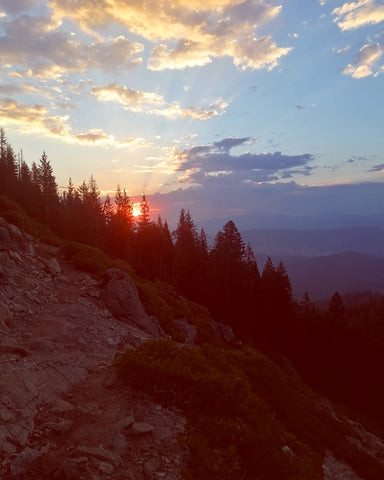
[[114, 339, 322, 480], [61, 241, 134, 277], [0, 195, 60, 245]]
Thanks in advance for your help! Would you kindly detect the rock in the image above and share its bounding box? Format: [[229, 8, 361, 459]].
[[54, 457, 88, 479], [98, 461, 114, 474], [27, 338, 54, 353], [7, 224, 23, 242], [52, 399, 75, 413], [0, 306, 14, 329], [10, 447, 41, 477], [76, 446, 122, 467], [9, 251, 22, 263], [175, 319, 198, 342], [128, 422, 154, 436], [322, 451, 363, 480], [212, 321, 235, 342], [282, 445, 295, 457], [52, 419, 74, 434], [0, 226, 11, 247], [102, 269, 165, 337], [46, 257, 61, 275], [118, 415, 135, 430], [26, 243, 35, 257]]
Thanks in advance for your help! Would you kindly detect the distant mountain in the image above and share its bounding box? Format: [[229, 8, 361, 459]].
[[199, 213, 384, 234], [279, 252, 384, 300], [242, 227, 384, 257]]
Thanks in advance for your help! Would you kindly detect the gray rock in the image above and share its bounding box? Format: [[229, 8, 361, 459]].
[[118, 415, 135, 430], [10, 447, 41, 477], [212, 321, 235, 342], [76, 446, 122, 466], [175, 319, 198, 342], [98, 462, 114, 474], [52, 419, 74, 434], [0, 226, 11, 247], [52, 399, 75, 413], [26, 243, 36, 257], [46, 257, 61, 275], [128, 422, 154, 436], [9, 251, 22, 263], [102, 269, 165, 337], [7, 224, 23, 242]]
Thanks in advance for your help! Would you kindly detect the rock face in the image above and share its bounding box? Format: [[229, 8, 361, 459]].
[[102, 268, 165, 337], [0, 216, 185, 479]]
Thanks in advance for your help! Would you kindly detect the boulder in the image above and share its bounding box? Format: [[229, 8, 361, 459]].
[[46, 257, 61, 275], [0, 226, 11, 248], [102, 269, 164, 337], [175, 319, 198, 342], [212, 321, 235, 342], [10, 447, 42, 477], [127, 422, 154, 436]]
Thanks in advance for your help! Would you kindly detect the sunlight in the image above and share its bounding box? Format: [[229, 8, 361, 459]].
[[132, 202, 141, 217]]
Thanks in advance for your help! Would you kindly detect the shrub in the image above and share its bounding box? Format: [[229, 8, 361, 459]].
[[0, 195, 60, 245], [61, 241, 134, 277], [114, 339, 322, 480]]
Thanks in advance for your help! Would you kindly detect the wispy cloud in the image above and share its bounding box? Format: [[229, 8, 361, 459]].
[[367, 163, 384, 172], [332, 0, 384, 31], [50, 0, 292, 71], [91, 83, 227, 120], [0, 97, 150, 148]]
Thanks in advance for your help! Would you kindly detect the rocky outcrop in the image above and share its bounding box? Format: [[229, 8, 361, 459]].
[[0, 216, 185, 479], [102, 268, 165, 338]]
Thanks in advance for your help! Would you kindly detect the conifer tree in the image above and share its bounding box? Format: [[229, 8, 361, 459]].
[[37, 151, 58, 225]]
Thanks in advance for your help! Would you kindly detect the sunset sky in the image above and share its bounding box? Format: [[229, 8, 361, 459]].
[[0, 0, 383, 223]]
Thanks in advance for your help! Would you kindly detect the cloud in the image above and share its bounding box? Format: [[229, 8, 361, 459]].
[[50, 0, 292, 71], [0, 97, 149, 148], [342, 41, 383, 77], [0, 14, 143, 78], [332, 45, 351, 55], [167, 137, 315, 185], [367, 163, 384, 172], [332, 0, 384, 31], [0, 0, 36, 14], [91, 82, 227, 120]]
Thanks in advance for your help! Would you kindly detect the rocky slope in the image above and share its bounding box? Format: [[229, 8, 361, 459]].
[[0, 217, 186, 479], [1, 216, 384, 479]]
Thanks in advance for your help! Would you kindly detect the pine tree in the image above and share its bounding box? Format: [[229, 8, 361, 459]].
[[37, 151, 58, 224]]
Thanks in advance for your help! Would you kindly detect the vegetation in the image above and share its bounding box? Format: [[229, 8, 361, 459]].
[[115, 339, 384, 480]]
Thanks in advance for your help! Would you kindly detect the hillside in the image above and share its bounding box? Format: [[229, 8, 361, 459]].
[[284, 251, 384, 300], [242, 227, 384, 257], [1, 209, 384, 478]]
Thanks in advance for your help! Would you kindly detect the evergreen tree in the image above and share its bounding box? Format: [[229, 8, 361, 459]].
[[172, 209, 202, 299], [37, 151, 58, 225]]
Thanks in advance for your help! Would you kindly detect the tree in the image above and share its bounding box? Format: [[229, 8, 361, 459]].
[[172, 209, 202, 298], [105, 186, 134, 258], [208, 220, 255, 334], [37, 151, 58, 225]]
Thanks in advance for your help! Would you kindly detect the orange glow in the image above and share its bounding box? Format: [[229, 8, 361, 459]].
[[132, 203, 141, 217]]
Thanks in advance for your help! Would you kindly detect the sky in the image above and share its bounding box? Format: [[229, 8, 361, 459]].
[[0, 0, 383, 224]]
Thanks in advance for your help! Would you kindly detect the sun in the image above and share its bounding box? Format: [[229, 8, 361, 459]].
[[132, 203, 141, 217]]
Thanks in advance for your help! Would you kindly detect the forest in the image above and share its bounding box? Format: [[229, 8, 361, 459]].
[[1, 126, 384, 429]]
